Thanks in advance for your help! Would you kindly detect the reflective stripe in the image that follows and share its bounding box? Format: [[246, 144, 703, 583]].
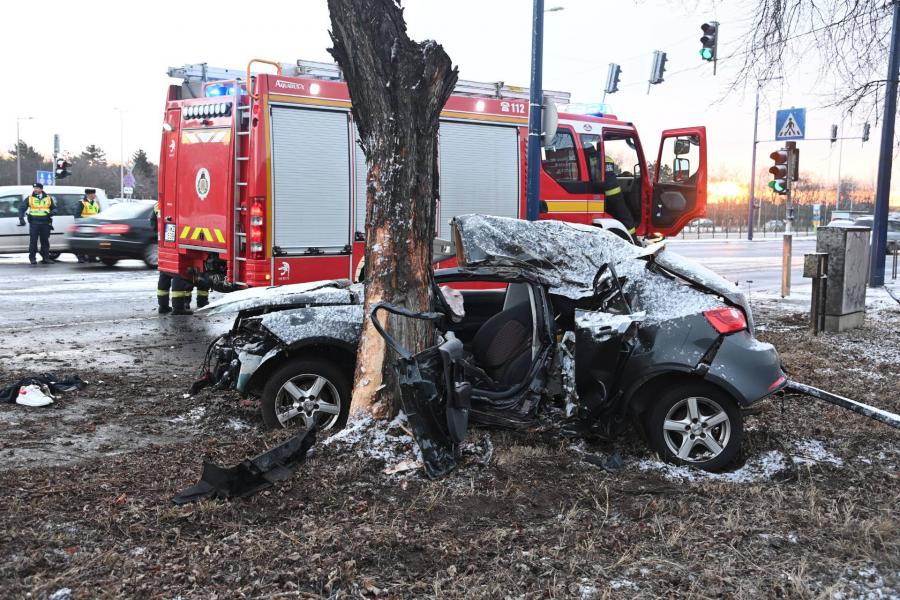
[[180, 226, 191, 239], [605, 186, 622, 197], [170, 291, 191, 298], [27, 195, 52, 216], [196, 290, 209, 297], [156, 290, 170, 297], [628, 227, 636, 234]]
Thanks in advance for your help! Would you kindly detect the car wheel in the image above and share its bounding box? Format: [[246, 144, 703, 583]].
[[647, 382, 743, 471], [48, 251, 62, 260], [261, 358, 351, 431], [143, 243, 158, 268], [100, 258, 119, 267]]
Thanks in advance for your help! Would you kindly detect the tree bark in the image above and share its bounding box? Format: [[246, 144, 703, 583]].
[[328, 0, 458, 418]]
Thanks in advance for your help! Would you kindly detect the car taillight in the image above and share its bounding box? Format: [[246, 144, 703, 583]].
[[703, 307, 747, 334], [67, 224, 78, 233], [97, 223, 131, 234], [249, 197, 265, 258]]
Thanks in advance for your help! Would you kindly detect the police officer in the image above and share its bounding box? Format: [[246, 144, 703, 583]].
[[601, 156, 636, 238], [75, 188, 101, 263], [18, 183, 55, 265]]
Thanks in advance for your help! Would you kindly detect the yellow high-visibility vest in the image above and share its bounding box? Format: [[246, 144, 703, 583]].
[[81, 199, 100, 216], [27, 195, 52, 217]]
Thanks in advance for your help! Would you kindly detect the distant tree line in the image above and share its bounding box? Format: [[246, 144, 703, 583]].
[[0, 142, 158, 199]]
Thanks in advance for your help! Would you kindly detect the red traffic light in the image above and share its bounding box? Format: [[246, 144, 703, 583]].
[[769, 149, 789, 164]]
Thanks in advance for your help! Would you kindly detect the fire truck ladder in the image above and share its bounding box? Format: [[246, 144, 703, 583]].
[[231, 84, 251, 287]]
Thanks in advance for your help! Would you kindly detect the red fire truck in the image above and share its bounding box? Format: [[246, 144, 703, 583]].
[[158, 59, 707, 290]]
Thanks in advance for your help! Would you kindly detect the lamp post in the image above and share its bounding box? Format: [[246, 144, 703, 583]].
[[115, 108, 126, 198], [15, 117, 34, 186]]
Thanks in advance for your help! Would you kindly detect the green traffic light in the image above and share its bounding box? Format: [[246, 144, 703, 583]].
[[768, 180, 787, 193], [700, 48, 714, 61]]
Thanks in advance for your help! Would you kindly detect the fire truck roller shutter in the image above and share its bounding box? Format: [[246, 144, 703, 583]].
[[271, 107, 351, 253], [437, 121, 520, 239]]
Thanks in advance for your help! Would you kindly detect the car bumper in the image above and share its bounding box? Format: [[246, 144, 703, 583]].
[[67, 236, 147, 258], [704, 330, 786, 407]]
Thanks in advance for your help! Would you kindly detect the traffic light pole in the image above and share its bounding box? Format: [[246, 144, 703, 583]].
[[525, 0, 544, 222], [869, 0, 900, 287], [781, 141, 796, 298]]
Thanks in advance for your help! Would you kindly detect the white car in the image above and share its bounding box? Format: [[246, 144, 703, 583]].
[[0, 185, 110, 256]]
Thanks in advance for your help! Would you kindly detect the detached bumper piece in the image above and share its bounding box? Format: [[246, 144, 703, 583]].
[[172, 426, 317, 504], [785, 381, 900, 430]]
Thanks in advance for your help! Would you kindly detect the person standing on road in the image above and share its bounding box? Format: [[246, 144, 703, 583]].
[[18, 183, 56, 265], [150, 202, 173, 314], [74, 188, 101, 263]]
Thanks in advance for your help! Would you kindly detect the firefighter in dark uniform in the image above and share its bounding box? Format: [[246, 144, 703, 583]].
[[150, 202, 210, 314], [18, 183, 55, 265], [600, 156, 636, 238], [75, 188, 101, 263]]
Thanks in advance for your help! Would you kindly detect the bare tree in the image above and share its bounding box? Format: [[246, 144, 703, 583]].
[[728, 1, 894, 117], [328, 0, 458, 418]]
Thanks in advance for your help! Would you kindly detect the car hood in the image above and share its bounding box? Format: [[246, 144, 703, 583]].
[[199, 279, 363, 315]]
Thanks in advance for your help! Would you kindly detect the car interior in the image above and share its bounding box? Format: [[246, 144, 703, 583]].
[[652, 135, 700, 230]]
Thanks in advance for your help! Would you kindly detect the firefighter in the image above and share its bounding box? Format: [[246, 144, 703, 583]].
[[601, 156, 636, 237], [18, 183, 56, 265], [150, 202, 173, 314], [75, 188, 101, 263]]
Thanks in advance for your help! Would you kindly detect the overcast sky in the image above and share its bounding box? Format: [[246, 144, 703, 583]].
[[0, 0, 892, 202]]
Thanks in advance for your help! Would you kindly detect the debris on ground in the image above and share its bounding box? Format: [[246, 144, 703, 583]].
[[0, 372, 86, 405]]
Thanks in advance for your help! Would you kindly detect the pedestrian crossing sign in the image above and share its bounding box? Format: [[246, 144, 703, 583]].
[[775, 108, 806, 140]]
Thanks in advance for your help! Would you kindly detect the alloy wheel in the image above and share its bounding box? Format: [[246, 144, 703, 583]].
[[661, 395, 732, 463], [274, 373, 342, 430]]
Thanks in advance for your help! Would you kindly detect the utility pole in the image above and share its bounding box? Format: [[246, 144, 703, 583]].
[[781, 141, 797, 298], [870, 0, 900, 287], [747, 87, 761, 240], [525, 0, 545, 221]]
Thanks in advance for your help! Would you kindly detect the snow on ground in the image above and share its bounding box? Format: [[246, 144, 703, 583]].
[[323, 412, 423, 472]]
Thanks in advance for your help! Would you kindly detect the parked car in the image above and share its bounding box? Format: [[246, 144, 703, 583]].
[[762, 219, 785, 232], [197, 215, 786, 473], [852, 216, 900, 253], [65, 200, 158, 267], [0, 185, 110, 256], [686, 218, 714, 230]]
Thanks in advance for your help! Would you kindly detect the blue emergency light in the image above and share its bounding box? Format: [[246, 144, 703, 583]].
[[560, 102, 612, 117], [205, 84, 238, 97]]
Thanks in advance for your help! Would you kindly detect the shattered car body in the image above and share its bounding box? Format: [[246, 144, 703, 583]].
[[199, 214, 787, 474]]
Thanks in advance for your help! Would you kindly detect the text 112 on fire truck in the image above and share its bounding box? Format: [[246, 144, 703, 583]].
[[158, 59, 708, 290]]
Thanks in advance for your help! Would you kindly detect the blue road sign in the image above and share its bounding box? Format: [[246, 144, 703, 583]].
[[36, 170, 55, 186], [775, 108, 806, 140]]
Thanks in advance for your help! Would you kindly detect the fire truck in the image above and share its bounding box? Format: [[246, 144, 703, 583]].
[[158, 59, 708, 290]]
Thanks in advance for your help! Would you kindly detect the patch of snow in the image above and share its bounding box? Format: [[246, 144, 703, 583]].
[[169, 406, 206, 424], [49, 589, 72, 600], [323, 412, 422, 469], [792, 439, 844, 467], [200, 280, 361, 316], [638, 450, 791, 483], [609, 578, 638, 590], [225, 418, 250, 432], [255, 304, 363, 345]]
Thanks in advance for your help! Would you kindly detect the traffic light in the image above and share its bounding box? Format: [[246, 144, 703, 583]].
[[768, 148, 789, 195], [605, 63, 621, 95], [649, 51, 667, 85], [55, 158, 71, 180], [830, 124, 838, 144], [862, 122, 871, 142], [700, 21, 719, 62]]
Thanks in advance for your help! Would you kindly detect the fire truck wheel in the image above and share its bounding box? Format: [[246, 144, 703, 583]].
[[143, 243, 159, 268], [261, 358, 351, 432], [100, 258, 119, 267], [646, 381, 743, 472]]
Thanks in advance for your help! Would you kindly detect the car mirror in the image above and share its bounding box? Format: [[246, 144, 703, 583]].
[[673, 138, 691, 156], [673, 158, 690, 182]]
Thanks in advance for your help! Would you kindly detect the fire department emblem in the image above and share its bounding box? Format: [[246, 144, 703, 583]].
[[195, 168, 211, 200]]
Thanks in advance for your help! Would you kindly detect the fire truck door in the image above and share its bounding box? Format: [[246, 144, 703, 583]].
[[649, 127, 707, 236], [160, 110, 180, 251], [270, 106, 351, 263]]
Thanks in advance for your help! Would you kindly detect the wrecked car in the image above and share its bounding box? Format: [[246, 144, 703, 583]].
[[198, 214, 787, 472]]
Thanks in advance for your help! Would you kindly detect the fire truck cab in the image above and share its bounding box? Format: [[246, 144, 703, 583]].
[[158, 60, 707, 290]]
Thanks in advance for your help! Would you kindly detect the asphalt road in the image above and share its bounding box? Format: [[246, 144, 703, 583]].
[[0, 237, 815, 374]]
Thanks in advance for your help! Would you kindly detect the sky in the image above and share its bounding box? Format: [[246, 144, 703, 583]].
[[0, 0, 893, 205]]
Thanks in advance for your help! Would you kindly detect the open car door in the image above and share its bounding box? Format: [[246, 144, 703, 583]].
[[647, 127, 707, 236]]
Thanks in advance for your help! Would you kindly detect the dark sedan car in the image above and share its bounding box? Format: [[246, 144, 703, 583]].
[[66, 201, 158, 267], [196, 215, 786, 474]]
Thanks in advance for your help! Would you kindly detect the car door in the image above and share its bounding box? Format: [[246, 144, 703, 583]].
[[0, 193, 26, 253], [647, 127, 707, 236]]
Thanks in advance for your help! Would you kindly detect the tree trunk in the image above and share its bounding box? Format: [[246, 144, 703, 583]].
[[328, 0, 458, 418]]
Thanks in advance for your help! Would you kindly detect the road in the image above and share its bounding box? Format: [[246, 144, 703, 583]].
[[0, 237, 814, 374]]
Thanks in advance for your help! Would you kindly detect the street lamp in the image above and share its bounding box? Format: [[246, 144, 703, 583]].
[[16, 116, 34, 186], [114, 108, 126, 198]]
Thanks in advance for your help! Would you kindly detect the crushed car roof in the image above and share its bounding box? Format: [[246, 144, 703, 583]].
[[199, 280, 362, 315]]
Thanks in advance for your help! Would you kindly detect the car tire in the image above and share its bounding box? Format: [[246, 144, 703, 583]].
[[261, 358, 351, 432], [48, 251, 62, 260], [646, 381, 743, 471], [143, 243, 158, 268], [100, 258, 119, 267]]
